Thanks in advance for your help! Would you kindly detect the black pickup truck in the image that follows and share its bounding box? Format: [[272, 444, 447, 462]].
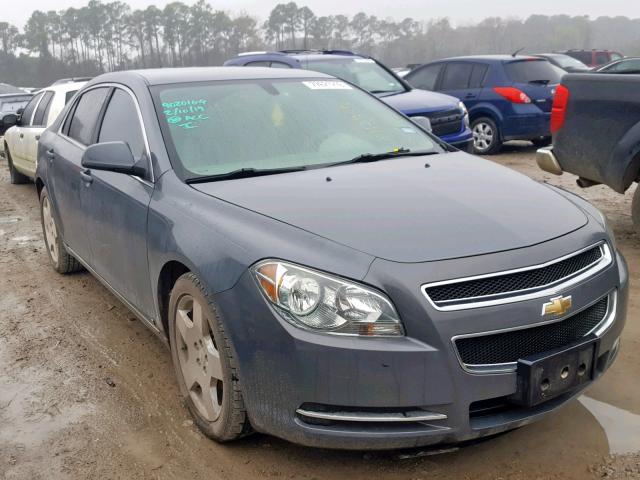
[[537, 73, 640, 223]]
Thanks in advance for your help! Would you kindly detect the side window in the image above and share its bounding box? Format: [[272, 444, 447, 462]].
[[612, 60, 640, 72], [270, 61, 292, 69], [67, 87, 110, 145], [469, 64, 489, 88], [246, 61, 271, 67], [65, 90, 79, 105], [98, 89, 145, 160], [32, 91, 55, 127], [595, 52, 609, 65], [407, 64, 443, 91], [440, 63, 474, 90], [20, 92, 43, 127]]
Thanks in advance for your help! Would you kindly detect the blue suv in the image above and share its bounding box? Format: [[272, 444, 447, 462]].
[[405, 56, 563, 154], [225, 50, 473, 151]]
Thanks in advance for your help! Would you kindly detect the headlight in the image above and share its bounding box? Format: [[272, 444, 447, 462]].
[[458, 101, 469, 128], [252, 260, 404, 337]]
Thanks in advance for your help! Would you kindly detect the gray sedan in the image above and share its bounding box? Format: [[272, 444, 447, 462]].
[[35, 67, 627, 450]]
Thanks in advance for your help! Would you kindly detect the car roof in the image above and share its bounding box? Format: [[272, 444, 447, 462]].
[[430, 55, 544, 63], [41, 81, 88, 93], [91, 66, 331, 86]]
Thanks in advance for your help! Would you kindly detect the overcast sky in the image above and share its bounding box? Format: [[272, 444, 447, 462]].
[[5, 0, 639, 28]]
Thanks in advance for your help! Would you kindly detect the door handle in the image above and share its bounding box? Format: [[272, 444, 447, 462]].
[[46, 148, 55, 163], [80, 169, 93, 184], [465, 93, 475, 98], [19, 133, 24, 139], [35, 135, 40, 141]]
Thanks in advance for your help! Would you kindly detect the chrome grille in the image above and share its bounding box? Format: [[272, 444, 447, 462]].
[[455, 295, 609, 368], [423, 243, 610, 311]]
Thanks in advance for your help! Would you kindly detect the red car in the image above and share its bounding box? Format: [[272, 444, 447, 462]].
[[560, 49, 623, 68]]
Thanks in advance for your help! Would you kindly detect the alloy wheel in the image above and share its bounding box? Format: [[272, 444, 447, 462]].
[[175, 294, 224, 421], [42, 196, 59, 264], [472, 122, 494, 152]]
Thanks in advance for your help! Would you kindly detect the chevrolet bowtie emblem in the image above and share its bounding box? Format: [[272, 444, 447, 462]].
[[542, 295, 572, 316]]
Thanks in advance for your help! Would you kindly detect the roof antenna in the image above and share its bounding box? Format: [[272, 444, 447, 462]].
[[512, 47, 525, 57]]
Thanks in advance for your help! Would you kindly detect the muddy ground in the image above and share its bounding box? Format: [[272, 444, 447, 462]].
[[1, 143, 639, 479]]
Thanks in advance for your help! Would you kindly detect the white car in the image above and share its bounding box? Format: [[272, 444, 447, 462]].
[[4, 81, 85, 183]]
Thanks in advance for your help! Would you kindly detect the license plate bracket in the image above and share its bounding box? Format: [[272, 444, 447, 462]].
[[510, 336, 598, 407]]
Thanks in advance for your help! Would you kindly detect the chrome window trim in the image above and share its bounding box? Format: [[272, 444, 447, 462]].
[[295, 408, 447, 423], [57, 82, 155, 183], [452, 290, 617, 375], [421, 242, 612, 311]]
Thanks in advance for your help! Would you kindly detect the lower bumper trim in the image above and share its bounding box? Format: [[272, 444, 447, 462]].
[[296, 408, 447, 423]]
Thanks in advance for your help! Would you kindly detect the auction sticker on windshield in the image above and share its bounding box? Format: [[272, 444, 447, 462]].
[[302, 80, 352, 90]]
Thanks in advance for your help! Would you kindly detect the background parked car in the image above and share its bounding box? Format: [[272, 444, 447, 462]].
[[405, 55, 562, 154], [596, 57, 640, 74], [224, 50, 473, 151], [537, 72, 640, 224], [3, 81, 85, 183], [531, 53, 591, 73], [559, 49, 623, 68]]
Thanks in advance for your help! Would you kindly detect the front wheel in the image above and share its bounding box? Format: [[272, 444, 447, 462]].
[[169, 273, 250, 442], [471, 117, 502, 155]]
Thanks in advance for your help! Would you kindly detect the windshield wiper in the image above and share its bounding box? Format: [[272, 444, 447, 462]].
[[528, 79, 551, 85], [185, 166, 306, 184], [327, 148, 439, 168]]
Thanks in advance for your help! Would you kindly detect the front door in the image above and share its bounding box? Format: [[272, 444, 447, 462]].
[[79, 88, 155, 319]]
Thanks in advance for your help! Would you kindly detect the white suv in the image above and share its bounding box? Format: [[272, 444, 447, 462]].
[[4, 81, 86, 183]]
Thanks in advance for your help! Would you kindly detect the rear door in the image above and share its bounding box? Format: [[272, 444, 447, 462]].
[[503, 59, 562, 113], [47, 86, 111, 261], [22, 90, 54, 176], [79, 87, 155, 317]]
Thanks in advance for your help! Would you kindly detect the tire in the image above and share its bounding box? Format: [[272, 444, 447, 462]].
[[471, 117, 502, 155], [632, 185, 640, 228], [39, 187, 83, 274], [169, 273, 250, 442], [532, 136, 552, 148], [6, 147, 30, 184]]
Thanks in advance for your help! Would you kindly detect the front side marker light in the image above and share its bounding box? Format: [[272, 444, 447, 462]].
[[253, 261, 404, 337]]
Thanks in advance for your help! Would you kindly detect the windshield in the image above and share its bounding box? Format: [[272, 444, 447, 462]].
[[305, 58, 405, 95], [153, 78, 440, 180], [504, 59, 563, 84], [554, 55, 589, 70]]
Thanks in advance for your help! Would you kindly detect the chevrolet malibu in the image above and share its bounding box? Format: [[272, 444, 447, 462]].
[[35, 67, 627, 450]]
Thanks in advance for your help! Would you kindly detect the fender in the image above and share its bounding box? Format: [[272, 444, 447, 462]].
[[468, 102, 504, 125], [605, 120, 640, 193]]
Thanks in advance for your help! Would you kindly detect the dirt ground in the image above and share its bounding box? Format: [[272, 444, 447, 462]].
[[1, 143, 639, 479]]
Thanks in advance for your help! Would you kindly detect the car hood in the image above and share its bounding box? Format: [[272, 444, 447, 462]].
[[192, 153, 588, 263], [380, 88, 460, 114]]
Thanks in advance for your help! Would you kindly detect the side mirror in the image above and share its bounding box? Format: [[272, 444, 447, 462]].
[[411, 115, 432, 133], [1, 114, 18, 128], [82, 141, 145, 176]]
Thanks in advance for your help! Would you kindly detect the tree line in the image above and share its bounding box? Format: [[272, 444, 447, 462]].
[[1, 0, 639, 87]]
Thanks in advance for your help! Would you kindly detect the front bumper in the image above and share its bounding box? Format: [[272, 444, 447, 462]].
[[213, 235, 627, 450]]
